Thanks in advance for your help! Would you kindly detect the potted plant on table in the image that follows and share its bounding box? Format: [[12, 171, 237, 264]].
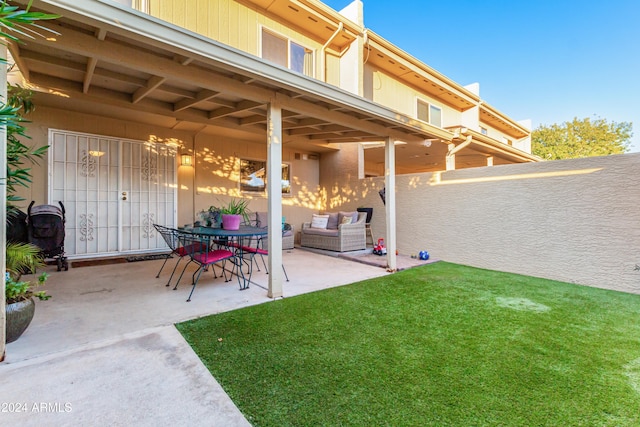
[[197, 206, 222, 228], [219, 198, 250, 230], [5, 242, 50, 343]]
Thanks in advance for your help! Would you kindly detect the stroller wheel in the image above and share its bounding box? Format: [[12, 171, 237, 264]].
[[57, 258, 62, 271], [64, 259, 69, 271]]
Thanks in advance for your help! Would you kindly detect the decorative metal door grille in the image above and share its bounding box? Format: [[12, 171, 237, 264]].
[[48, 130, 177, 257]]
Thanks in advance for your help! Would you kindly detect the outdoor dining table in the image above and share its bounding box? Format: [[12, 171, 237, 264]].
[[186, 225, 268, 290]]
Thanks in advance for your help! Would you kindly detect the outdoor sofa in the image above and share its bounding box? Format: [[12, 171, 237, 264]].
[[248, 211, 294, 250], [300, 211, 366, 252]]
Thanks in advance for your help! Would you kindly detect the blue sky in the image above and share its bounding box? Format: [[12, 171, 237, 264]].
[[323, 0, 640, 152]]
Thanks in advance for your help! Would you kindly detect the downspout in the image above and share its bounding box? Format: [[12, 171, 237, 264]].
[[449, 134, 473, 156], [320, 22, 343, 82], [446, 131, 473, 171]]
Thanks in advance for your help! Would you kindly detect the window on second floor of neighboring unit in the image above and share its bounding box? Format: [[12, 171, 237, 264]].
[[261, 28, 314, 77], [480, 127, 488, 135], [416, 99, 442, 127]]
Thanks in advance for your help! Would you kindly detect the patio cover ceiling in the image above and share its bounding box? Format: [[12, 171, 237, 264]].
[[9, 0, 453, 154]]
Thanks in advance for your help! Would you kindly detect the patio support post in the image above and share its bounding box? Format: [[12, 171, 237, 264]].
[[266, 100, 284, 298], [446, 143, 456, 171], [1, 44, 7, 359], [384, 137, 397, 272]]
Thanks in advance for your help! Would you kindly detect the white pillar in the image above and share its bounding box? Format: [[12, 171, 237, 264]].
[[384, 137, 396, 272], [266, 101, 283, 298], [446, 143, 456, 171], [487, 156, 494, 166], [357, 143, 365, 179]]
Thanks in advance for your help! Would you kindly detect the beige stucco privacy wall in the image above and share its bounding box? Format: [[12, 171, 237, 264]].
[[332, 153, 640, 294]]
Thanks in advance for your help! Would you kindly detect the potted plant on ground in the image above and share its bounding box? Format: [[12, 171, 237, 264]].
[[5, 242, 50, 343], [219, 198, 250, 230]]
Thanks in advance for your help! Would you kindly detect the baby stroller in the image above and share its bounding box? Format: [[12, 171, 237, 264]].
[[27, 201, 69, 271]]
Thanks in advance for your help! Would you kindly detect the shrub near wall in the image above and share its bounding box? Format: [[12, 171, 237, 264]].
[[341, 153, 640, 294]]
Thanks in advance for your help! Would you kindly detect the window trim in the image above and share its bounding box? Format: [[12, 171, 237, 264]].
[[259, 26, 315, 78], [238, 157, 292, 196], [416, 97, 443, 128]]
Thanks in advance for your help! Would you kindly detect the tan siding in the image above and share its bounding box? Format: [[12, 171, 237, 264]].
[[194, 0, 210, 38], [146, 1, 352, 81], [480, 124, 521, 146], [173, 2, 186, 28], [218, 0, 231, 43], [228, 0, 240, 49], [365, 64, 461, 126], [148, 0, 323, 70], [325, 53, 340, 86]]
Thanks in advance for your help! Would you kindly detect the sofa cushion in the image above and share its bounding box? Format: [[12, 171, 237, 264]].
[[311, 214, 329, 229], [302, 227, 339, 237], [341, 216, 353, 225], [326, 212, 339, 229], [255, 211, 267, 227], [338, 211, 358, 225]]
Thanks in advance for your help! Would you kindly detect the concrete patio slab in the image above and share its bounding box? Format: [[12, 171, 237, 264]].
[[1, 249, 391, 425], [0, 326, 250, 426]]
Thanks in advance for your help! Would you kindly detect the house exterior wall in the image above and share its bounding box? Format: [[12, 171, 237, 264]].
[[479, 122, 526, 148], [147, 0, 326, 79], [15, 106, 191, 214], [145, 0, 532, 168], [336, 0, 363, 96], [329, 153, 640, 294], [18, 107, 320, 236], [319, 143, 361, 210], [460, 106, 480, 129], [188, 133, 321, 233], [363, 64, 462, 129]]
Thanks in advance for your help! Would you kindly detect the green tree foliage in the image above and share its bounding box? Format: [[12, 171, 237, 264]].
[[0, 1, 58, 211], [532, 116, 633, 160], [5, 84, 48, 208]]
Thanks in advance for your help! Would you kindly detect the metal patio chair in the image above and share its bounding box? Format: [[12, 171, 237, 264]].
[[177, 230, 235, 302], [154, 224, 188, 287], [241, 225, 290, 283]]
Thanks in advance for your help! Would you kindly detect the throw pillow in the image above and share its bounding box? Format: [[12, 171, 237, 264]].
[[341, 216, 353, 225], [326, 212, 339, 230], [311, 214, 329, 229], [338, 211, 358, 225]]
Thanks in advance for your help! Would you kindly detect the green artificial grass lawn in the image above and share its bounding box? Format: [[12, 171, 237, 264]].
[[176, 262, 640, 426]]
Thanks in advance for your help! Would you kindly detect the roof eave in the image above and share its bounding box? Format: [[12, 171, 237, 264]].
[[26, 0, 448, 142]]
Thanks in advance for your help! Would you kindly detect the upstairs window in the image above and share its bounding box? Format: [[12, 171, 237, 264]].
[[416, 99, 442, 127], [480, 127, 488, 135], [261, 28, 314, 77]]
